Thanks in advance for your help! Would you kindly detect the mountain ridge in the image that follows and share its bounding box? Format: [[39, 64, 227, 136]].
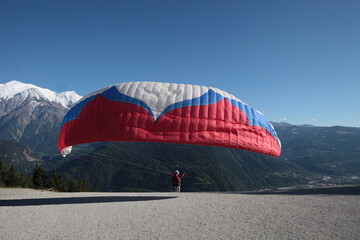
[[0, 81, 74, 153], [0, 80, 82, 109]]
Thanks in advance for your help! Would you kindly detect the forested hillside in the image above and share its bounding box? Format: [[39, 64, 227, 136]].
[[274, 123, 360, 176], [48, 142, 308, 192]]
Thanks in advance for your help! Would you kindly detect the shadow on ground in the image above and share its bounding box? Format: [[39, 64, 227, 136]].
[[0, 195, 178, 207], [242, 185, 360, 195]]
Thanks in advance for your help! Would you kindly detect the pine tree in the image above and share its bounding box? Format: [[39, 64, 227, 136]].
[[68, 177, 79, 192], [5, 163, 22, 187], [32, 163, 47, 189], [0, 160, 7, 186], [57, 173, 67, 192], [47, 168, 59, 190]]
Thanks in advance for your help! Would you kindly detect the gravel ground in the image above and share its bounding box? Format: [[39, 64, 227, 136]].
[[0, 187, 359, 240]]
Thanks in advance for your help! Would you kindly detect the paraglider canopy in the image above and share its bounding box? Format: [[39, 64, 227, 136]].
[[58, 82, 281, 157]]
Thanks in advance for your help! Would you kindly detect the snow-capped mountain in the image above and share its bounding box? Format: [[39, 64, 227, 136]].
[[0, 80, 82, 153], [0, 80, 82, 108]]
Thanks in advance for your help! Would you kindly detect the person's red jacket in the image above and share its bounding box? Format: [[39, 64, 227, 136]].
[[170, 172, 185, 186]]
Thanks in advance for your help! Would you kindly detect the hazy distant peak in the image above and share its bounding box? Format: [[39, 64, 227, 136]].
[[0, 80, 82, 108]]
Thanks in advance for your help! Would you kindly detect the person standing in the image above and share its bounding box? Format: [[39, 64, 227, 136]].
[[169, 170, 185, 192]]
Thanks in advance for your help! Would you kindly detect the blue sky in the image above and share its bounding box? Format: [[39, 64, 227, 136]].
[[1, 0, 359, 127]]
